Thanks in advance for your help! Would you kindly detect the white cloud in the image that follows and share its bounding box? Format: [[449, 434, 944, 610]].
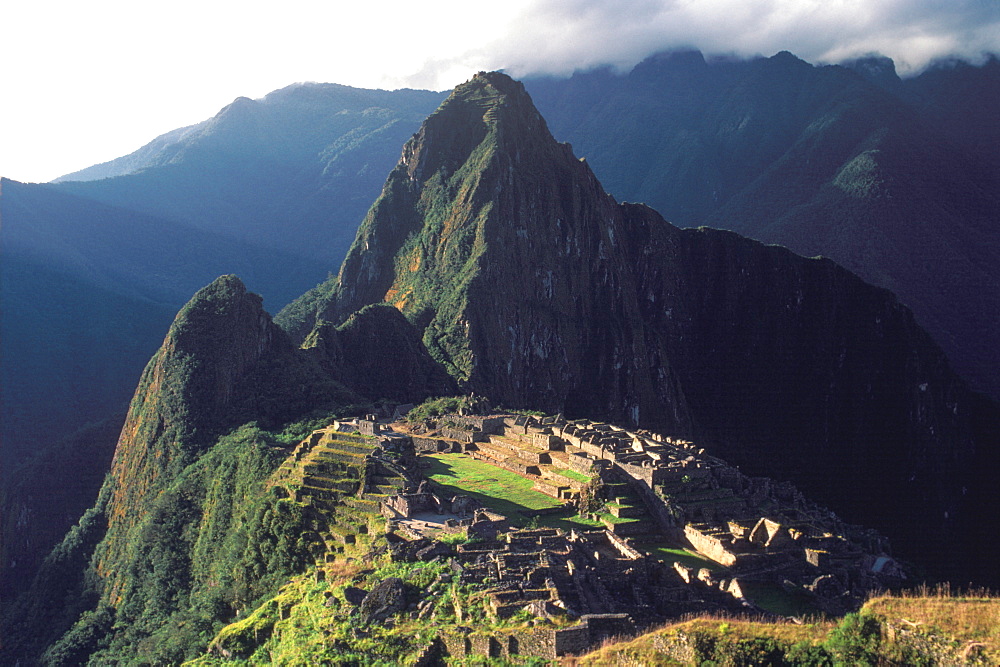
[[1, 0, 997, 183]]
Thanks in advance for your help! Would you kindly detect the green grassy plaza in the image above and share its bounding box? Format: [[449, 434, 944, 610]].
[[422, 452, 601, 530], [422, 453, 721, 576]]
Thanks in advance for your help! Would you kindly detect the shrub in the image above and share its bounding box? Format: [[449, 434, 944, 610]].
[[825, 612, 881, 666]]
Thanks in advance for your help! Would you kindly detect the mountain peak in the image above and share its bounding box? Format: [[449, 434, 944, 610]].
[[464, 70, 528, 96], [398, 70, 551, 184]]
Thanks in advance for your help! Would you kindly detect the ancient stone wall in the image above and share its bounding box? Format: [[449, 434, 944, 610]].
[[684, 524, 738, 567], [358, 419, 381, 436], [509, 628, 557, 659], [554, 624, 590, 656], [605, 530, 644, 560], [440, 426, 474, 442], [563, 452, 595, 474], [412, 436, 451, 453]]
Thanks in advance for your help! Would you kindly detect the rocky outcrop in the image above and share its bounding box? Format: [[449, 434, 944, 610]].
[[359, 577, 407, 624], [290, 72, 695, 432]]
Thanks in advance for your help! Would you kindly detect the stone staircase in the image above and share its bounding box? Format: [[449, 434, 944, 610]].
[[599, 482, 655, 538]]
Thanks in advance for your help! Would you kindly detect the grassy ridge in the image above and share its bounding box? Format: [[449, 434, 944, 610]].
[[574, 588, 1000, 665]]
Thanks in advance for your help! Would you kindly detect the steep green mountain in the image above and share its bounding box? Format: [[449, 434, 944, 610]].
[[96, 276, 351, 599], [1, 277, 338, 664], [523, 52, 1000, 401], [0, 273, 456, 664], [285, 71, 998, 583]]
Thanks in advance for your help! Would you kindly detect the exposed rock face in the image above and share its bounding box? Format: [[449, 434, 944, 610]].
[[525, 52, 1000, 402], [299, 72, 694, 433], [359, 577, 406, 624], [282, 72, 997, 580]]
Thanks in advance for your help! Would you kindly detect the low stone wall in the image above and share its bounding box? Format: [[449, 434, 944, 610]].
[[329, 432, 370, 445], [605, 530, 644, 560], [449, 414, 508, 434], [554, 614, 635, 656], [684, 524, 738, 567], [441, 618, 637, 660], [443, 628, 558, 660], [440, 426, 474, 443], [412, 436, 451, 453], [567, 453, 596, 474], [532, 480, 563, 498]]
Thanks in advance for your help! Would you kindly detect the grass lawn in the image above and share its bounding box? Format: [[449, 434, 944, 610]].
[[741, 580, 821, 617], [556, 468, 592, 484], [422, 453, 598, 530]]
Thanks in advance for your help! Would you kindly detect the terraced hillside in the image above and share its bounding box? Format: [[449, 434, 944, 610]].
[[270, 427, 407, 559]]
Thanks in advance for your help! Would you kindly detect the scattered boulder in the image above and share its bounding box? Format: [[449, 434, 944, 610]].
[[359, 577, 407, 624], [343, 586, 368, 606], [416, 541, 452, 561]]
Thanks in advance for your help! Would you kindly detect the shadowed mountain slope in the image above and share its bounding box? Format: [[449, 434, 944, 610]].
[[96, 275, 354, 601], [524, 51, 1000, 401], [0, 178, 328, 467], [53, 83, 446, 261], [283, 71, 998, 581]]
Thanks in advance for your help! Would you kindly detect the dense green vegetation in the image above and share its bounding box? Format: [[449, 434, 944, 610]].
[[191, 548, 568, 665], [405, 395, 477, 422], [0, 415, 123, 603], [23, 423, 323, 665]]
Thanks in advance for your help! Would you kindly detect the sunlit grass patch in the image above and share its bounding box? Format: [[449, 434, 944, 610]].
[[423, 453, 597, 531]]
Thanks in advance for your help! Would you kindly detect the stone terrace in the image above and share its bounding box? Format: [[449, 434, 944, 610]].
[[270, 425, 410, 562]]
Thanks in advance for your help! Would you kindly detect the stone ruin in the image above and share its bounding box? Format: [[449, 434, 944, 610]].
[[392, 409, 906, 618], [373, 517, 744, 659], [317, 406, 907, 660]]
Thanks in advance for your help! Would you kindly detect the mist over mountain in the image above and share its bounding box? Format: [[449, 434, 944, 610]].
[[52, 83, 446, 261]]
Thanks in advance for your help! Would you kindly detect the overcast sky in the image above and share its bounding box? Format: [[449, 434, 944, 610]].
[[2, 0, 998, 183]]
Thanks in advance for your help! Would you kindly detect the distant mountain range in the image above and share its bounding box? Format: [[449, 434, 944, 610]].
[[1, 85, 445, 464]]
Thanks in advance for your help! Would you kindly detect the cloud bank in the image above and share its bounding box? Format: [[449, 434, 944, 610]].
[[2, 0, 997, 182], [402, 0, 1000, 88]]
